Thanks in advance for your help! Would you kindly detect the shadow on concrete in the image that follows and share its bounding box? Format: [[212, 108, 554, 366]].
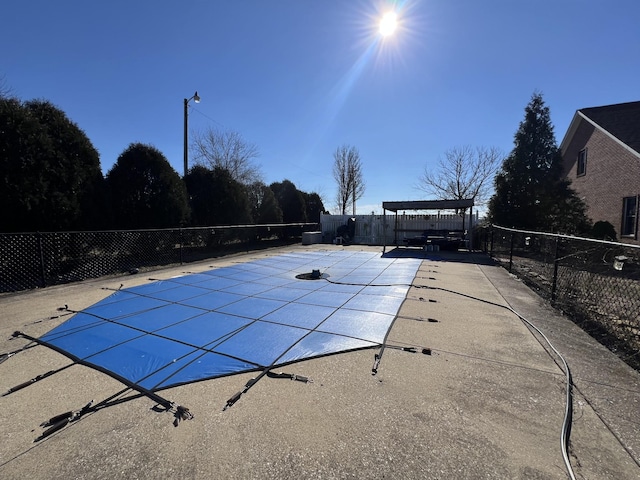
[[381, 247, 496, 266]]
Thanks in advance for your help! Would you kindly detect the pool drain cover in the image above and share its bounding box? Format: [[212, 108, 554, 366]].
[[296, 269, 326, 280]]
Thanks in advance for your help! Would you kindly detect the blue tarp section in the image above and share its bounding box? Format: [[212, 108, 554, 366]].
[[39, 251, 421, 392]]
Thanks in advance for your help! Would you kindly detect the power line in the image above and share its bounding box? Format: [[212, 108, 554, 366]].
[[190, 105, 226, 129]]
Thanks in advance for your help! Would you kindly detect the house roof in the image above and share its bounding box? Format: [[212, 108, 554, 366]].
[[580, 101, 640, 153], [561, 101, 640, 157]]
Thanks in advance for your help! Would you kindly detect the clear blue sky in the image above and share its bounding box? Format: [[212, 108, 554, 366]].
[[2, 0, 638, 214]]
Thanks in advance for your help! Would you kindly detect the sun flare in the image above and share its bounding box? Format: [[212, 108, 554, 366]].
[[379, 11, 398, 37]]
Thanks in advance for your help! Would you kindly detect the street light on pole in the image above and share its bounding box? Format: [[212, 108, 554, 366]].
[[183, 91, 200, 177]]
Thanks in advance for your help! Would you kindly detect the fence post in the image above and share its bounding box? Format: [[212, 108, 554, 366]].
[[508, 231, 514, 272], [551, 236, 560, 302], [38, 232, 47, 288], [489, 226, 494, 256], [179, 227, 184, 265]]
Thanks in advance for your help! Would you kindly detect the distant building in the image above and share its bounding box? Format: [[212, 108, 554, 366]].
[[560, 101, 640, 244]]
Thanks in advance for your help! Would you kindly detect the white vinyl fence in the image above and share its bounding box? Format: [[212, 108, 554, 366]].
[[320, 212, 478, 246]]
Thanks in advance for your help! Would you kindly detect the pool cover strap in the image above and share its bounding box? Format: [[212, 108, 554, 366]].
[[224, 374, 264, 411], [2, 363, 73, 396], [266, 371, 312, 383], [8, 330, 189, 427], [223, 368, 312, 411]]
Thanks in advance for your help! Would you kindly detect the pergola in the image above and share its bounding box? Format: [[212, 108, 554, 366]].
[[382, 199, 475, 253]]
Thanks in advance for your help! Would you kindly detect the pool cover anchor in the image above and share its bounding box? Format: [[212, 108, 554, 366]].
[[0, 351, 17, 365], [173, 405, 194, 427], [372, 344, 432, 374], [0, 337, 37, 365], [33, 389, 192, 439], [35, 400, 94, 442], [223, 369, 314, 411], [8, 330, 194, 432]]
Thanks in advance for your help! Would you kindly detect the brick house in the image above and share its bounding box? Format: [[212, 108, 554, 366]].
[[560, 101, 640, 244]]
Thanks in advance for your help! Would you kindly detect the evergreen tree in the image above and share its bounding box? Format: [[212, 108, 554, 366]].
[[247, 182, 283, 224], [106, 143, 189, 229], [270, 180, 307, 223], [488, 92, 590, 234], [301, 191, 326, 223], [185, 165, 252, 226], [185, 166, 218, 226], [0, 98, 106, 232]]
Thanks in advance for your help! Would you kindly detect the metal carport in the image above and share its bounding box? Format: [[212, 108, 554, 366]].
[[382, 199, 475, 253]]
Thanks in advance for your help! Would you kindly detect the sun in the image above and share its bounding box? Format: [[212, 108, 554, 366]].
[[379, 11, 398, 37]]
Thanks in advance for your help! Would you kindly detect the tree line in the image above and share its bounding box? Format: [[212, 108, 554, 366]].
[[1, 87, 602, 238], [0, 96, 326, 233]]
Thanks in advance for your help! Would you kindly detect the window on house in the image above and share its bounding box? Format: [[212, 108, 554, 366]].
[[621, 196, 638, 237], [577, 148, 587, 176]]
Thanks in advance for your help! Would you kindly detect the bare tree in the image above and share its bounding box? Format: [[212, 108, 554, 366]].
[[191, 127, 262, 185], [332, 144, 365, 215], [417, 145, 501, 236], [0, 75, 15, 98], [418, 145, 502, 207]]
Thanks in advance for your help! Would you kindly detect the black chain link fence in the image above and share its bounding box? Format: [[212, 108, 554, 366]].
[[0, 223, 318, 293], [476, 225, 640, 371]]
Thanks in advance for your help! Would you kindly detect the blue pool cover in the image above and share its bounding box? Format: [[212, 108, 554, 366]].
[[38, 250, 421, 394]]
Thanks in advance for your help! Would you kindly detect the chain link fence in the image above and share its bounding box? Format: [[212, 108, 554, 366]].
[[477, 225, 640, 371], [0, 223, 317, 294]]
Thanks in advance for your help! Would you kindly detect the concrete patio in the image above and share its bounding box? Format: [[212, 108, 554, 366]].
[[1, 245, 638, 479]]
